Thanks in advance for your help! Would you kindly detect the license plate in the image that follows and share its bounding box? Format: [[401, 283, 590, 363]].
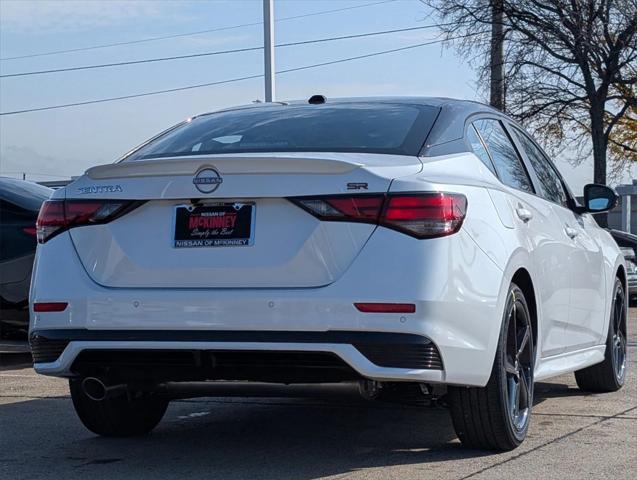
[[173, 203, 255, 248]]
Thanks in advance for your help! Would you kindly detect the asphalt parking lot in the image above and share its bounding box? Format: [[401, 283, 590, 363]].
[[1, 310, 636, 480]]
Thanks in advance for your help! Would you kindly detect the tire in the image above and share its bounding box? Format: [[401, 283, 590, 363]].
[[448, 283, 535, 451], [69, 378, 168, 437], [575, 278, 627, 393]]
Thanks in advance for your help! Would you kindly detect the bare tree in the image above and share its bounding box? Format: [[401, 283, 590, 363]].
[[425, 0, 637, 191], [607, 83, 637, 171]]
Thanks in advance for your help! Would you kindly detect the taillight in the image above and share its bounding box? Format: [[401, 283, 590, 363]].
[[290, 193, 467, 239], [36, 200, 143, 243], [293, 195, 384, 222], [382, 193, 467, 238]]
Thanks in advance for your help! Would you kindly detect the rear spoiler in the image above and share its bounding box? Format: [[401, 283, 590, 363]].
[[87, 156, 362, 180]]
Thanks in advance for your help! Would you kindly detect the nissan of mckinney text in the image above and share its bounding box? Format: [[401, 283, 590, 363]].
[[30, 97, 628, 450]]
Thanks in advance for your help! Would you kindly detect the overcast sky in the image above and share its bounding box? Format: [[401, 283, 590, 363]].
[[0, 0, 634, 192]]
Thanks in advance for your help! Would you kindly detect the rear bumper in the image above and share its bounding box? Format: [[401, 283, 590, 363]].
[[30, 226, 508, 387], [30, 329, 444, 383]]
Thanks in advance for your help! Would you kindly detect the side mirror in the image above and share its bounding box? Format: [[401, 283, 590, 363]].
[[582, 183, 618, 214]]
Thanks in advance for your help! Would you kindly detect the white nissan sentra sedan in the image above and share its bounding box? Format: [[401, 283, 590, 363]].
[[30, 96, 627, 450]]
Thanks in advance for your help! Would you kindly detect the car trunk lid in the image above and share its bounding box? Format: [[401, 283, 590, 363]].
[[68, 153, 421, 288]]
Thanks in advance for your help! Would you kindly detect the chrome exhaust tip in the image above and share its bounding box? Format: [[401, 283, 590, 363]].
[[81, 377, 127, 402]]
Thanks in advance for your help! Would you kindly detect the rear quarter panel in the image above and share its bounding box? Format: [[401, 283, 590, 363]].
[[388, 153, 532, 383]]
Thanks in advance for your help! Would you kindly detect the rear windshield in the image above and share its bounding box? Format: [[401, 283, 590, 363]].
[[124, 103, 440, 161]]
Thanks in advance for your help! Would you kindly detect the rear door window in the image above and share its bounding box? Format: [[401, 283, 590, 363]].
[[474, 119, 534, 194], [511, 127, 569, 207]]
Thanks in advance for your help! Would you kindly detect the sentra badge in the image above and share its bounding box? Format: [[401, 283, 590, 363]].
[[78, 185, 123, 194], [193, 168, 223, 194]]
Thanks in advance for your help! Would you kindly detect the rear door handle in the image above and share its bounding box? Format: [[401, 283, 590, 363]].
[[565, 226, 579, 239], [515, 207, 533, 222]]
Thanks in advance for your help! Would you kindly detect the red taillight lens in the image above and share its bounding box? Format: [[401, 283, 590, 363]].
[[381, 193, 467, 238], [290, 193, 467, 239], [36, 201, 66, 243], [36, 200, 142, 243], [293, 195, 384, 222]]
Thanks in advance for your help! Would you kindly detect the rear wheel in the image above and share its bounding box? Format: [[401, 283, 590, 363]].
[[69, 378, 168, 437], [448, 283, 534, 451], [575, 278, 627, 393]]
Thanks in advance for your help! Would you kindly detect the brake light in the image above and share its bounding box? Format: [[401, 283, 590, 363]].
[[36, 200, 143, 243], [290, 193, 467, 239], [382, 193, 467, 238]]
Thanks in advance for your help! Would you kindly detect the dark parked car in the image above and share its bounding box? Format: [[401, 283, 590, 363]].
[[0, 178, 52, 337], [608, 229, 637, 306], [619, 249, 637, 307], [609, 228, 637, 250]]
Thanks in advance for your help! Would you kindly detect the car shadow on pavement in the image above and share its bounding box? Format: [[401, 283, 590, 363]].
[[0, 396, 486, 479], [533, 380, 588, 403], [0, 379, 588, 480]]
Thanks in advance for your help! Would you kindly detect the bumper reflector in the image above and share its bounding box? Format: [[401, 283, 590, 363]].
[[33, 302, 68, 312], [354, 303, 416, 313]]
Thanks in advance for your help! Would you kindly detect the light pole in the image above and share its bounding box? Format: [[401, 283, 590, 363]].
[[263, 0, 275, 102], [489, 0, 504, 111]]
